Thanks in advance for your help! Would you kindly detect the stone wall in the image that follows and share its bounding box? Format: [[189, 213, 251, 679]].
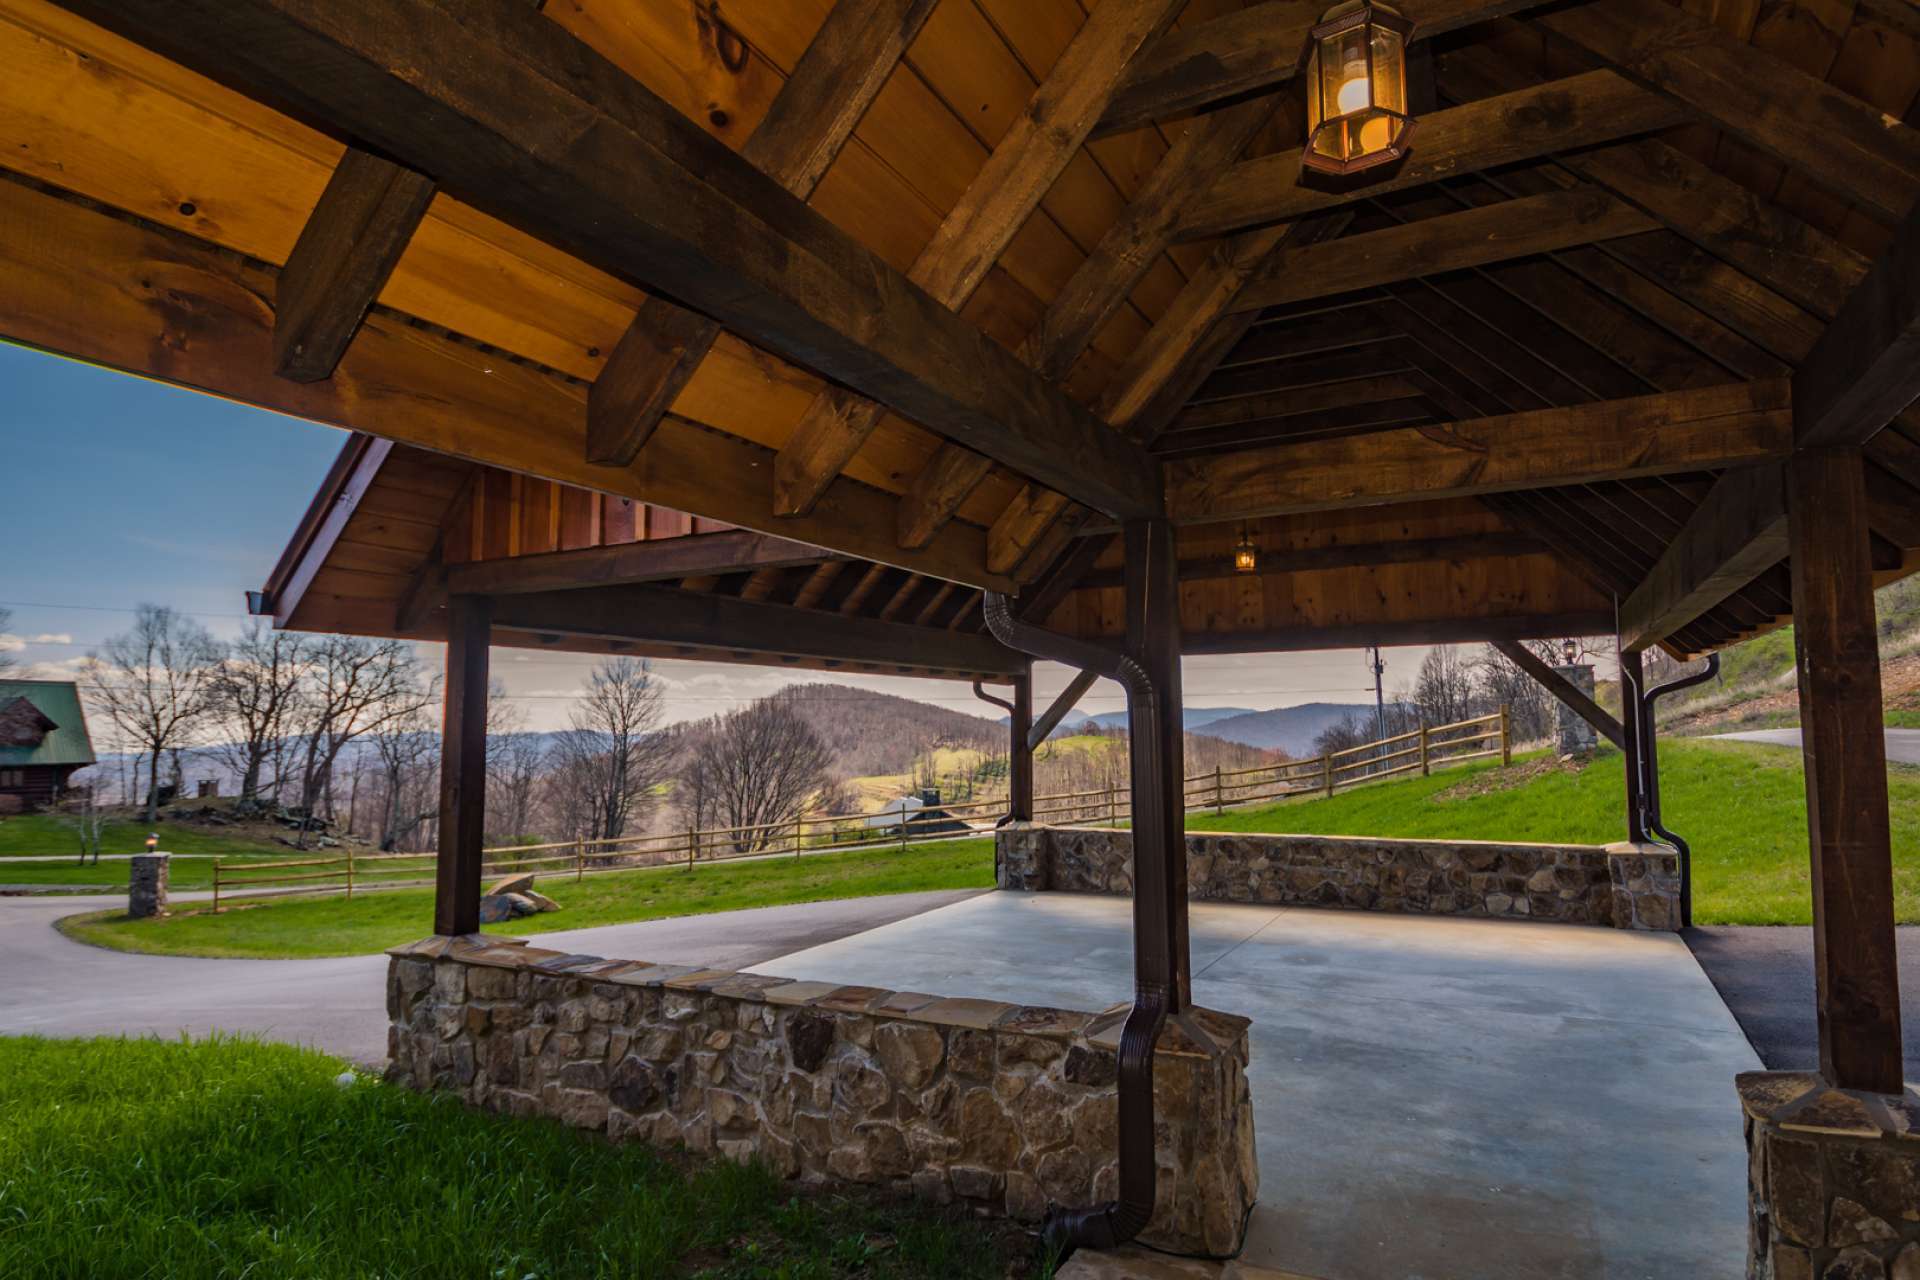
[[386, 934, 1258, 1255], [1739, 1070, 1920, 1279], [998, 825, 1682, 930]]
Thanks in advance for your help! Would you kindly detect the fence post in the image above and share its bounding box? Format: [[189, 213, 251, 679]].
[[1323, 752, 1334, 797], [687, 827, 696, 870], [1109, 781, 1118, 826], [1419, 726, 1431, 776], [1214, 765, 1224, 815], [1500, 704, 1512, 765], [794, 813, 803, 858], [212, 861, 221, 914], [576, 839, 585, 883], [346, 847, 355, 902]]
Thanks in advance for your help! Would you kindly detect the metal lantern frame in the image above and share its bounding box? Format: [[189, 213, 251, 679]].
[[1301, 1, 1417, 176], [1233, 526, 1259, 574]]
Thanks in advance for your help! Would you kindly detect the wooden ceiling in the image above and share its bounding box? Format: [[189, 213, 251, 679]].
[[4, 0, 1920, 671]]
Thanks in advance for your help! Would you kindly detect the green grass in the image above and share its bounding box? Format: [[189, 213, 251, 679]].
[[1193, 739, 1920, 925], [0, 814, 301, 891], [0, 1035, 1034, 1280], [60, 837, 996, 959], [1888, 709, 1920, 729]]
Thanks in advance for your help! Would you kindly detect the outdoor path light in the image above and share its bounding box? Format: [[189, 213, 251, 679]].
[[1303, 1, 1416, 175]]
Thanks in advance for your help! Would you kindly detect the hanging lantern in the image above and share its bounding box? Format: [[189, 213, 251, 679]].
[[1302, 1, 1415, 175], [1233, 527, 1259, 574]]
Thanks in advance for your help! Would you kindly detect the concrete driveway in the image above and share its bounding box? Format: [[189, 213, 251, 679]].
[[0, 889, 984, 1066], [1715, 726, 1920, 764]]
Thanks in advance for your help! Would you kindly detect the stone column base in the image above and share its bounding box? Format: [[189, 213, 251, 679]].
[[1739, 1070, 1920, 1279], [1603, 842, 1682, 930], [128, 852, 170, 919]]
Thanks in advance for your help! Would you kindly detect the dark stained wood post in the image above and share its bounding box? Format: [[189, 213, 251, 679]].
[[1788, 448, 1905, 1093], [1123, 517, 1190, 1009], [434, 594, 491, 937], [1617, 646, 1650, 843], [1009, 665, 1035, 823]]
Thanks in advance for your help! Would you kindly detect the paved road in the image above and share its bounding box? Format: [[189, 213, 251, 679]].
[[1716, 726, 1920, 764], [1687, 926, 1920, 1081], [0, 889, 985, 1067]]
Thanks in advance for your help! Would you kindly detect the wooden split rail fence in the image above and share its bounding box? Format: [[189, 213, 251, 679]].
[[209, 708, 1509, 910]]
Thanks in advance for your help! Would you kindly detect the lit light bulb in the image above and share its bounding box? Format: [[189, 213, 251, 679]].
[[1336, 59, 1371, 114]]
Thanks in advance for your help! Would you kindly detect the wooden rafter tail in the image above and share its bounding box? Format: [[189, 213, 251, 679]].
[[585, 0, 942, 468], [764, 0, 1187, 521], [63, 0, 1156, 520]]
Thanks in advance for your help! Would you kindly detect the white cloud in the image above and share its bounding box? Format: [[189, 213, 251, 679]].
[[0, 632, 76, 652]]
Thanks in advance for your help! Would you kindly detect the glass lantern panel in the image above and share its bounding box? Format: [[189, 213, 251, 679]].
[[1369, 22, 1408, 117], [1305, 42, 1325, 136], [1322, 25, 1373, 118]]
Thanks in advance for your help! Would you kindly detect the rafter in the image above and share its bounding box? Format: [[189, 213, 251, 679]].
[[61, 0, 1158, 520], [1795, 199, 1920, 448], [1231, 189, 1656, 312], [444, 531, 835, 598], [1167, 381, 1793, 523], [1538, 0, 1920, 225], [583, 0, 938, 466], [760, 0, 1184, 520], [1179, 69, 1682, 240]]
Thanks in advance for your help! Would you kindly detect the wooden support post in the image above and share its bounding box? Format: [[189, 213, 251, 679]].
[[575, 839, 584, 883], [1214, 765, 1224, 816], [345, 847, 355, 902], [1618, 648, 1650, 844], [687, 828, 696, 870], [1500, 706, 1512, 766], [1010, 668, 1035, 823], [1124, 517, 1190, 1010], [1788, 448, 1905, 1094], [1420, 726, 1430, 776], [1324, 752, 1334, 797], [433, 594, 490, 937]]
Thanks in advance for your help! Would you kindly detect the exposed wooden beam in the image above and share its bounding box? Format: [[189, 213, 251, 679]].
[[1180, 611, 1619, 654], [1078, 531, 1548, 589], [1795, 199, 1920, 449], [273, 148, 435, 383], [1787, 448, 1905, 1093], [1618, 465, 1788, 654], [1018, 532, 1112, 624], [1166, 381, 1793, 523], [881, 94, 1282, 548], [1154, 397, 1437, 456], [444, 531, 834, 597], [259, 434, 396, 627], [585, 0, 940, 466], [0, 175, 1007, 589], [1490, 639, 1625, 750], [1231, 189, 1656, 312], [1539, 0, 1920, 225], [1171, 374, 1428, 431], [1030, 667, 1102, 749], [434, 593, 489, 937], [1180, 70, 1682, 240], [62, 0, 1159, 520], [762, 0, 1184, 519], [1095, 0, 1544, 136], [488, 584, 1023, 677]]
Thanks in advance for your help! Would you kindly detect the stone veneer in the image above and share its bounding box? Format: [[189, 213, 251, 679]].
[[128, 852, 169, 919], [386, 934, 1258, 1255], [1738, 1071, 1920, 1279], [998, 825, 1682, 930]]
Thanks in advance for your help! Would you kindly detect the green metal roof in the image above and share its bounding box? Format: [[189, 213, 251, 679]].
[[0, 680, 97, 769]]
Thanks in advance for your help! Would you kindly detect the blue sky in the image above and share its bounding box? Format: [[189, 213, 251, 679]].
[[0, 339, 1396, 730]]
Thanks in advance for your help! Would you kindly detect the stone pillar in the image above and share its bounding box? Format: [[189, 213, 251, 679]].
[[128, 852, 170, 919], [1554, 664, 1599, 755], [1604, 841, 1682, 931], [1739, 1071, 1920, 1279]]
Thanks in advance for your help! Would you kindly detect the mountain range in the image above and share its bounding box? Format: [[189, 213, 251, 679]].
[[1041, 701, 1377, 756]]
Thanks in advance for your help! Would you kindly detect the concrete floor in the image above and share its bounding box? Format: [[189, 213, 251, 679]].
[[753, 893, 1761, 1280], [0, 889, 983, 1066]]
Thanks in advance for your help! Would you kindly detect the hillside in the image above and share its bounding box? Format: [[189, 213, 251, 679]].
[[768, 683, 1003, 779], [1062, 702, 1371, 753]]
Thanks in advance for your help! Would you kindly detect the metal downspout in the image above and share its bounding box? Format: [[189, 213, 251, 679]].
[[1638, 654, 1722, 927], [971, 679, 1022, 829], [982, 593, 1169, 1253]]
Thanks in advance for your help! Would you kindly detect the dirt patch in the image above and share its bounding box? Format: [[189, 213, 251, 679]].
[[1431, 754, 1587, 803], [1669, 649, 1920, 734]]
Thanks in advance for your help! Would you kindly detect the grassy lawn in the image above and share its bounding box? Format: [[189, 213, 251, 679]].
[[60, 836, 996, 959], [1194, 739, 1919, 925], [0, 814, 303, 891], [0, 1035, 1035, 1280]]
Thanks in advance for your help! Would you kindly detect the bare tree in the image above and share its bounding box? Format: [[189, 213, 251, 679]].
[[287, 637, 429, 843], [87, 604, 223, 821], [549, 658, 672, 841], [678, 699, 832, 852], [55, 773, 106, 865], [488, 729, 548, 844], [1475, 642, 1555, 744], [207, 623, 311, 807], [1405, 647, 1478, 729], [367, 689, 441, 851]]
